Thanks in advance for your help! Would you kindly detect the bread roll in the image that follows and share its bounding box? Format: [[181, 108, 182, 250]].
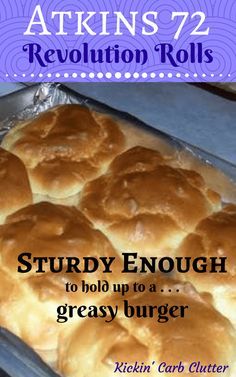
[[1, 105, 125, 200], [80, 146, 221, 257], [0, 147, 32, 224], [0, 104, 234, 377], [178, 204, 236, 327], [108, 145, 166, 174], [0, 202, 124, 363], [0, 268, 16, 303], [58, 275, 236, 377]]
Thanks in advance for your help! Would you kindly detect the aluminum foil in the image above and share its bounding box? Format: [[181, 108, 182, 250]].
[[0, 83, 81, 139]]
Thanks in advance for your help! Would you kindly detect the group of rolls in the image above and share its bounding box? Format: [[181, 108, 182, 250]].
[[0, 104, 235, 377]]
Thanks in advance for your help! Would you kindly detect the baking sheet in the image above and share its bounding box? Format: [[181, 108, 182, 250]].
[[0, 82, 236, 377], [0, 328, 61, 377], [0, 83, 236, 202]]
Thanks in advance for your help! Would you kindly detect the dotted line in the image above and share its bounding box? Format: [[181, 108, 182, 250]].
[[5, 72, 231, 79], [160, 289, 180, 293]]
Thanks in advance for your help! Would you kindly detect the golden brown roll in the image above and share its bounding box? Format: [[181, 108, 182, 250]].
[[0, 268, 16, 303], [80, 147, 221, 257], [58, 274, 236, 377], [0, 147, 32, 223], [178, 204, 236, 327], [108, 146, 166, 174], [1, 105, 125, 199], [0, 202, 124, 363]]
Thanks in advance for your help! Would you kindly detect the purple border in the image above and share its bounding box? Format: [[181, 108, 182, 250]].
[[0, 0, 235, 82]]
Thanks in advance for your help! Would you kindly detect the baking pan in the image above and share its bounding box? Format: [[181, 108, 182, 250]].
[[0, 328, 61, 377], [0, 83, 236, 376], [192, 83, 236, 101], [0, 83, 235, 201]]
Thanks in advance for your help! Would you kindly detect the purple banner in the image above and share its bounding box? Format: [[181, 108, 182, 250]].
[[0, 0, 235, 82]]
